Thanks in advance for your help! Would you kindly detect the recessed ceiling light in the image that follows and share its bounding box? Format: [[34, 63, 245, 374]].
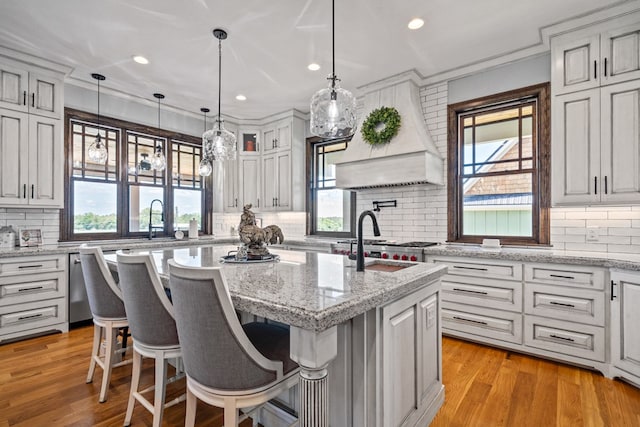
[[308, 63, 321, 71], [408, 18, 424, 30], [133, 55, 149, 64], [236, 94, 247, 101]]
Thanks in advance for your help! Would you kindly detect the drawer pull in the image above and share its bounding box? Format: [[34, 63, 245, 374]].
[[18, 313, 43, 321], [549, 301, 575, 308], [549, 334, 575, 342], [452, 265, 488, 272], [453, 288, 488, 295], [18, 286, 44, 292], [549, 274, 575, 280], [452, 316, 488, 326], [18, 264, 45, 269]]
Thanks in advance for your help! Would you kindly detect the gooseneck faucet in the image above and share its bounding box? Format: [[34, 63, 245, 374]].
[[148, 199, 164, 240], [356, 210, 381, 272]]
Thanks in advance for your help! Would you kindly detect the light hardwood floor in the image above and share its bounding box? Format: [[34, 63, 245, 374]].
[[1, 327, 639, 426]]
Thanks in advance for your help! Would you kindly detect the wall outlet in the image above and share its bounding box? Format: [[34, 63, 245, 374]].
[[586, 226, 600, 242], [426, 303, 436, 329]]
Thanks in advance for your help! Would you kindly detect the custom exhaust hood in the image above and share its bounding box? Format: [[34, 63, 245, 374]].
[[335, 74, 444, 189]]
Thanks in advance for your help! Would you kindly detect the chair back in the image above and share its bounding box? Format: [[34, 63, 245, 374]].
[[79, 245, 126, 319], [168, 259, 283, 392], [116, 252, 179, 347]]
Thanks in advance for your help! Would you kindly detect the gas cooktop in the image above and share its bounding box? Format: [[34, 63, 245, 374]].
[[335, 240, 438, 248]]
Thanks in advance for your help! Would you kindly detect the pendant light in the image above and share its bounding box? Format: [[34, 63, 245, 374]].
[[200, 28, 237, 174], [310, 0, 357, 138], [198, 107, 213, 176], [151, 93, 167, 171], [88, 73, 108, 164]]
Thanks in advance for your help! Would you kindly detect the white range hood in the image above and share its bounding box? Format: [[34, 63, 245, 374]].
[[335, 75, 444, 189]]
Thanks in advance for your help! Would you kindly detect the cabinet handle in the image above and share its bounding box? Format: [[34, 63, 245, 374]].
[[19, 313, 43, 321], [23, 91, 27, 105], [611, 280, 616, 301], [31, 93, 35, 108], [18, 286, 44, 292], [23, 184, 26, 198], [73, 259, 82, 264], [274, 138, 278, 148], [452, 265, 488, 272], [549, 334, 574, 342], [18, 264, 44, 269], [604, 57, 608, 77], [594, 176, 598, 195], [235, 198, 237, 207], [594, 60, 597, 79], [604, 176, 608, 194], [31, 184, 34, 199], [275, 197, 278, 207], [257, 198, 260, 208], [452, 288, 488, 295], [452, 316, 487, 326], [272, 198, 275, 207], [549, 301, 575, 308], [549, 274, 575, 280]]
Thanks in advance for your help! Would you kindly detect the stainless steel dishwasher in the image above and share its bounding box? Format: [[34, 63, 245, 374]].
[[68, 250, 116, 325]]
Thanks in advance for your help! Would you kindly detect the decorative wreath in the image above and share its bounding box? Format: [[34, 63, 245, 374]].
[[361, 106, 401, 145]]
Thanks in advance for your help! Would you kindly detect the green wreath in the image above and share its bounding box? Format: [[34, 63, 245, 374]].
[[361, 107, 401, 145]]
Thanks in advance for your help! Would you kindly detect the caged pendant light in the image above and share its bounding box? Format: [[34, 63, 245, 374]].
[[199, 28, 237, 177], [310, 0, 357, 138], [151, 93, 167, 171], [88, 73, 108, 164]]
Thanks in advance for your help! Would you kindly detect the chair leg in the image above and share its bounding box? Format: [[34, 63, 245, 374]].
[[86, 324, 101, 384], [152, 354, 168, 427], [124, 349, 142, 426], [185, 387, 197, 427], [99, 325, 117, 403], [224, 398, 238, 427]]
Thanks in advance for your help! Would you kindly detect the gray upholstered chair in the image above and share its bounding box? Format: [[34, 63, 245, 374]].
[[167, 259, 300, 427], [116, 251, 184, 427], [79, 244, 132, 403]]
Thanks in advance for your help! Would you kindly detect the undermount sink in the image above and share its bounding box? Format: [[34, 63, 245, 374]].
[[365, 260, 416, 272]]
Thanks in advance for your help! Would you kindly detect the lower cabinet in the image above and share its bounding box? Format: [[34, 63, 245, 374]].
[[0, 254, 68, 342], [611, 270, 640, 386]]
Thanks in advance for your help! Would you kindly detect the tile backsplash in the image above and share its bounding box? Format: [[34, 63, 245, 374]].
[[212, 211, 307, 241], [0, 208, 60, 246]]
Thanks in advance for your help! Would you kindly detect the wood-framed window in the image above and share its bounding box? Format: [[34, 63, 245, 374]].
[[306, 136, 356, 237], [447, 83, 550, 245], [61, 108, 211, 241]]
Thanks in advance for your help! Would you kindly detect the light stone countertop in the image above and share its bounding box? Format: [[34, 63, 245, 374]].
[[104, 245, 447, 332], [423, 244, 640, 271]]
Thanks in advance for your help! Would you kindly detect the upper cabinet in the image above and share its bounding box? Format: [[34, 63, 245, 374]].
[[0, 59, 62, 119], [262, 119, 292, 154], [0, 55, 65, 208], [552, 22, 640, 95]]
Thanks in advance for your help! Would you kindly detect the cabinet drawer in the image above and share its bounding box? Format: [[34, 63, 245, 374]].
[[0, 271, 65, 306], [430, 256, 522, 281], [0, 255, 65, 276], [524, 263, 605, 289], [0, 298, 66, 337], [442, 276, 522, 312], [524, 316, 605, 362], [524, 283, 604, 326], [442, 302, 522, 344]]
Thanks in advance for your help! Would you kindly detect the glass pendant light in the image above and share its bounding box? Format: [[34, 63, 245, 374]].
[[151, 93, 167, 171], [200, 28, 237, 172], [199, 107, 213, 176], [310, 0, 357, 138], [88, 73, 108, 164]]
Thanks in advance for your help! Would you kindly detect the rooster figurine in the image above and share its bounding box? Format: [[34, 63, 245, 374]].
[[238, 204, 284, 258]]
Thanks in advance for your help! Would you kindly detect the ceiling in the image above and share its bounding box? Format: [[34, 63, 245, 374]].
[[0, 0, 626, 120]]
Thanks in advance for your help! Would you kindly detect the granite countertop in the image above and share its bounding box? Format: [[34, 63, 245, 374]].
[[104, 245, 447, 332], [424, 244, 640, 271]]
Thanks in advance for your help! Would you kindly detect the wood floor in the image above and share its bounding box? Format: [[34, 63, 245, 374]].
[[1, 327, 639, 426]]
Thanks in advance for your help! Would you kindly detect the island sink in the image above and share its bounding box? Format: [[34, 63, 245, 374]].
[[365, 260, 416, 272]]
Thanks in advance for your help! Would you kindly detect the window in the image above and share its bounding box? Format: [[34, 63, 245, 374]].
[[447, 83, 550, 245], [62, 109, 211, 241], [307, 137, 355, 237]]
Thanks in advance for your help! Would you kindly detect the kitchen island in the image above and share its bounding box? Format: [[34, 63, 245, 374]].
[[105, 245, 447, 427]]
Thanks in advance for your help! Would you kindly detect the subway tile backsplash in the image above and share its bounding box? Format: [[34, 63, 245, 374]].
[[0, 208, 60, 246]]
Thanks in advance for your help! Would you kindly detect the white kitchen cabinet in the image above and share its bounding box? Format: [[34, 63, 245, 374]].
[[552, 22, 640, 95], [0, 109, 63, 207], [0, 254, 68, 343], [238, 156, 260, 209], [262, 119, 291, 154], [0, 59, 62, 119], [223, 156, 239, 212], [552, 79, 640, 205], [261, 151, 291, 211], [611, 270, 640, 387]]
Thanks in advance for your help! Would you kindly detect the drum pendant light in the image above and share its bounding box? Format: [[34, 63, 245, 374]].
[[88, 73, 108, 164], [310, 0, 357, 138]]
